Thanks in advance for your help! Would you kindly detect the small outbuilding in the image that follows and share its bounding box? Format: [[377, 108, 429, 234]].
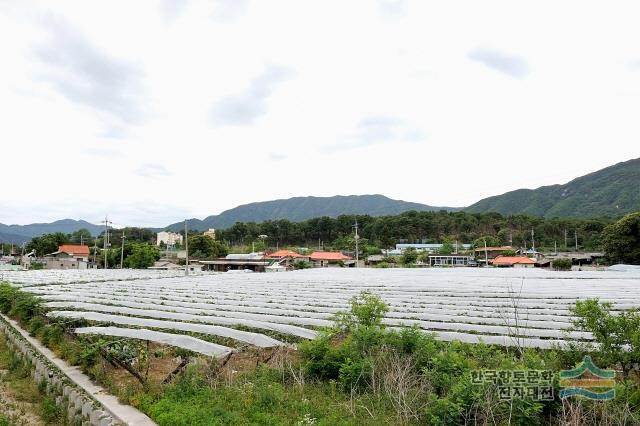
[[491, 256, 535, 268]]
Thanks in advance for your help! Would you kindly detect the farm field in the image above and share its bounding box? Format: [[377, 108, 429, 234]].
[[11, 267, 640, 354]]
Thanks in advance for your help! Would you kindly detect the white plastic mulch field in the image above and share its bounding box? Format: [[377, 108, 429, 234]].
[[7, 268, 640, 356]]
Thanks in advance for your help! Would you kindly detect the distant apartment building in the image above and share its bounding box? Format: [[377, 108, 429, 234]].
[[156, 231, 183, 247], [203, 229, 216, 240]]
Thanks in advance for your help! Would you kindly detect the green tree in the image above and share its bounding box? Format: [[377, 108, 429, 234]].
[[124, 243, 160, 268], [602, 212, 640, 264], [473, 236, 502, 248], [551, 258, 572, 271], [70, 228, 93, 245], [400, 247, 418, 265], [26, 232, 70, 256], [188, 235, 228, 259], [438, 242, 455, 255], [571, 299, 640, 378]]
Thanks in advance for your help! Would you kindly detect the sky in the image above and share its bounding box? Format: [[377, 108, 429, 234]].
[[1, 0, 639, 227]]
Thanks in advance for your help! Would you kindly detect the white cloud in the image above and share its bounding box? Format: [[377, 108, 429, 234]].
[[0, 0, 639, 226], [468, 48, 530, 78], [211, 65, 292, 126]]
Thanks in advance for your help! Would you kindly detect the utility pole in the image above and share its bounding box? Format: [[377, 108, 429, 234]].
[[564, 229, 568, 249], [184, 220, 189, 276], [120, 231, 126, 269], [531, 229, 535, 252], [574, 229, 578, 251], [92, 237, 98, 267], [353, 220, 359, 267], [554, 240, 557, 254], [101, 216, 112, 269], [484, 239, 489, 267]]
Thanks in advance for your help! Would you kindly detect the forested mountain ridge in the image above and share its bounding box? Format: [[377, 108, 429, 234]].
[[466, 158, 640, 217], [0, 219, 103, 243], [165, 195, 458, 232]]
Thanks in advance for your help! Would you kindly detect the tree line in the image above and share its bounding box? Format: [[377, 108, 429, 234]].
[[216, 210, 613, 251]]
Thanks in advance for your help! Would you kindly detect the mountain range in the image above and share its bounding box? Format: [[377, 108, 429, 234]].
[[164, 195, 457, 232], [466, 158, 640, 217], [1, 158, 639, 240], [0, 220, 104, 245]]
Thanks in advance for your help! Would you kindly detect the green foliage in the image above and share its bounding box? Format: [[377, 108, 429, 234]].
[[551, 258, 572, 270], [571, 299, 640, 378], [602, 212, 640, 264], [400, 247, 418, 265], [467, 158, 640, 218], [0, 283, 18, 314], [70, 228, 93, 244], [218, 210, 611, 252], [293, 260, 311, 269], [501, 249, 517, 256], [334, 291, 389, 330], [26, 232, 69, 256], [438, 242, 455, 255], [41, 396, 62, 423], [473, 236, 502, 248], [9, 290, 42, 323], [125, 243, 160, 268], [188, 235, 229, 259]]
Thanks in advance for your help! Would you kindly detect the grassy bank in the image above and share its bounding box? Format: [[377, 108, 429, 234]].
[[0, 333, 64, 426]]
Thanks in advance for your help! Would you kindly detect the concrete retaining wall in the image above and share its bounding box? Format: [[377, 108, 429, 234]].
[[0, 318, 120, 426]]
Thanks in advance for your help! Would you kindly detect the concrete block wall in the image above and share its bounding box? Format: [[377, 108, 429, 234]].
[[0, 319, 121, 426]]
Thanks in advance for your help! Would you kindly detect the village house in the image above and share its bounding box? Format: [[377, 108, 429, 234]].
[[266, 249, 309, 268], [491, 255, 535, 268], [473, 246, 515, 264], [45, 244, 91, 269], [199, 253, 267, 272], [309, 251, 354, 267]]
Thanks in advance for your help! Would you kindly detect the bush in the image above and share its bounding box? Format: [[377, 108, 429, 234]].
[[552, 258, 572, 271], [571, 299, 640, 378], [293, 260, 311, 270], [0, 283, 18, 313]]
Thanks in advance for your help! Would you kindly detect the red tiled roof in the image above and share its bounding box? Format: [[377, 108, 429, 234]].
[[266, 249, 303, 258], [309, 251, 352, 261], [58, 244, 90, 256], [491, 256, 535, 266]]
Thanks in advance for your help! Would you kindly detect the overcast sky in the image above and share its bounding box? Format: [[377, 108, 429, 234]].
[[1, 1, 639, 227]]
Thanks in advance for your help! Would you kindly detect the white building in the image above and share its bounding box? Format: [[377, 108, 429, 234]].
[[203, 228, 216, 240], [156, 231, 183, 247]]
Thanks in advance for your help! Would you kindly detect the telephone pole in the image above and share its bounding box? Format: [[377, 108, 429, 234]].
[[564, 229, 568, 249], [484, 239, 489, 268], [574, 229, 578, 251], [101, 216, 112, 269], [92, 237, 98, 266], [120, 231, 126, 269], [353, 220, 359, 267], [531, 229, 535, 252], [184, 220, 189, 276]]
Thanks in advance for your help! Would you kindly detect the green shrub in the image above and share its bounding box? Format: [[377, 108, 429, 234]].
[[41, 396, 62, 422], [551, 258, 572, 271], [0, 283, 17, 313]]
